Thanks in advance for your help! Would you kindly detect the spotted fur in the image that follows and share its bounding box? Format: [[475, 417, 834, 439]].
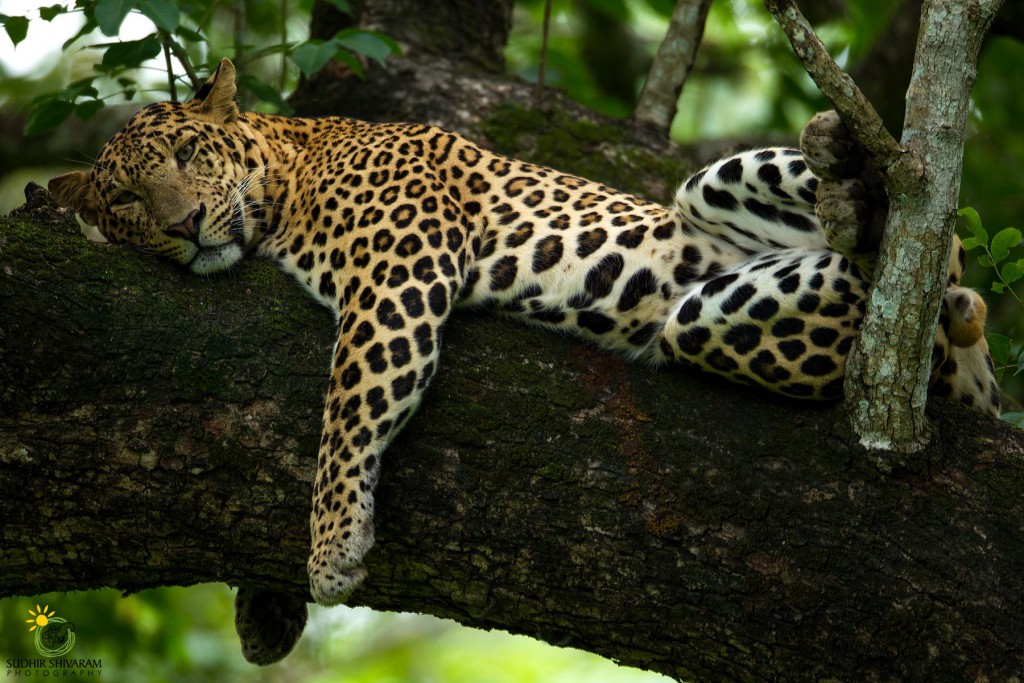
[[48, 59, 1000, 663]]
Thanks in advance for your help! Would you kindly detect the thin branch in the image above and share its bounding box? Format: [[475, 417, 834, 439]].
[[167, 38, 202, 91], [279, 0, 288, 93], [842, 0, 1005, 453], [764, 0, 1005, 453], [761, 0, 917, 188], [161, 34, 178, 101], [533, 0, 552, 109], [633, 0, 713, 134]]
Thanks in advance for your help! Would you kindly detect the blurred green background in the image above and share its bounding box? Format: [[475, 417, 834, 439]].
[[1, 0, 1021, 680], [2, 587, 663, 682]]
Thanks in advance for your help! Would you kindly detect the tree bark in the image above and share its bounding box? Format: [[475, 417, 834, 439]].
[[4, 188, 1024, 681]]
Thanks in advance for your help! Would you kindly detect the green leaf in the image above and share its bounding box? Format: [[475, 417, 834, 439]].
[[958, 207, 988, 244], [95, 0, 135, 36], [240, 74, 293, 115], [990, 227, 1021, 263], [60, 78, 100, 100], [291, 39, 339, 76], [988, 333, 1012, 368], [100, 36, 162, 70], [960, 237, 983, 251], [327, 0, 352, 13], [2, 15, 29, 47], [63, 18, 98, 50], [1001, 259, 1024, 285], [39, 5, 66, 21], [1000, 412, 1024, 429], [140, 0, 179, 32], [75, 99, 105, 120], [174, 25, 205, 42], [991, 282, 1007, 294], [978, 254, 995, 269], [24, 98, 74, 135], [332, 47, 364, 77], [336, 29, 399, 64], [1016, 352, 1024, 376]]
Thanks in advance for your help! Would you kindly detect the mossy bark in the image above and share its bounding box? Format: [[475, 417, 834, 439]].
[[3, 195, 1024, 681]]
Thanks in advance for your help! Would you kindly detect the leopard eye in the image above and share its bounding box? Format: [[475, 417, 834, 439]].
[[112, 189, 138, 205], [176, 140, 197, 163]]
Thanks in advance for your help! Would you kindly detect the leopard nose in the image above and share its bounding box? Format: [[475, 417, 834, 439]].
[[165, 204, 206, 241]]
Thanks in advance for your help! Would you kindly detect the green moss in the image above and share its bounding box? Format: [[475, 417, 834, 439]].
[[479, 103, 690, 203]]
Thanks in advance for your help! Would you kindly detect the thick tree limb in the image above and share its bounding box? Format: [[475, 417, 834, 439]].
[[3, 193, 1024, 681]]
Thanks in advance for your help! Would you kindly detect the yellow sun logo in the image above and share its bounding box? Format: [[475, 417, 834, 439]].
[[24, 603, 76, 657], [25, 604, 55, 632]]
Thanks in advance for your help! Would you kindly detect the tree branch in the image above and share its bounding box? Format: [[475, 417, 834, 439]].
[[167, 38, 202, 91], [3, 192, 1024, 681], [761, 0, 915, 188], [633, 0, 713, 134]]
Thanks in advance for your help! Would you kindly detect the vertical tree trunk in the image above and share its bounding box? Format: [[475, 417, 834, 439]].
[[764, 0, 1004, 455], [843, 0, 1003, 455]]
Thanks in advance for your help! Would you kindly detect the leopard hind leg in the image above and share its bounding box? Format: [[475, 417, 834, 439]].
[[652, 248, 867, 400]]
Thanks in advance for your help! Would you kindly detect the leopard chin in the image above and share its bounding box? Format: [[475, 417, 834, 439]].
[[189, 241, 245, 275]]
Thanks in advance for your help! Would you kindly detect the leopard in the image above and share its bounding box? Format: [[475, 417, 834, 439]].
[[48, 59, 1000, 664]]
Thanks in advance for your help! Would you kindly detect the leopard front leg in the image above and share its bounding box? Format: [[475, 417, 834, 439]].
[[308, 309, 444, 605]]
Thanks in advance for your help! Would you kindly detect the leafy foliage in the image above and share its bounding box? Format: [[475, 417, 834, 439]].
[[8, 0, 400, 135]]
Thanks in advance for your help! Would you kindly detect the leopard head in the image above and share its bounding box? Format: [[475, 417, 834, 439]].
[[49, 59, 264, 275]]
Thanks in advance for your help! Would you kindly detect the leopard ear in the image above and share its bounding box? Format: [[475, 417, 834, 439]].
[[49, 171, 99, 226], [189, 58, 239, 124]]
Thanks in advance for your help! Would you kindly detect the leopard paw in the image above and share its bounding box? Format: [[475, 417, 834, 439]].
[[234, 586, 308, 665], [801, 110, 887, 276], [308, 553, 368, 606], [944, 286, 987, 348], [307, 515, 374, 605], [799, 110, 863, 181], [814, 177, 879, 275]]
